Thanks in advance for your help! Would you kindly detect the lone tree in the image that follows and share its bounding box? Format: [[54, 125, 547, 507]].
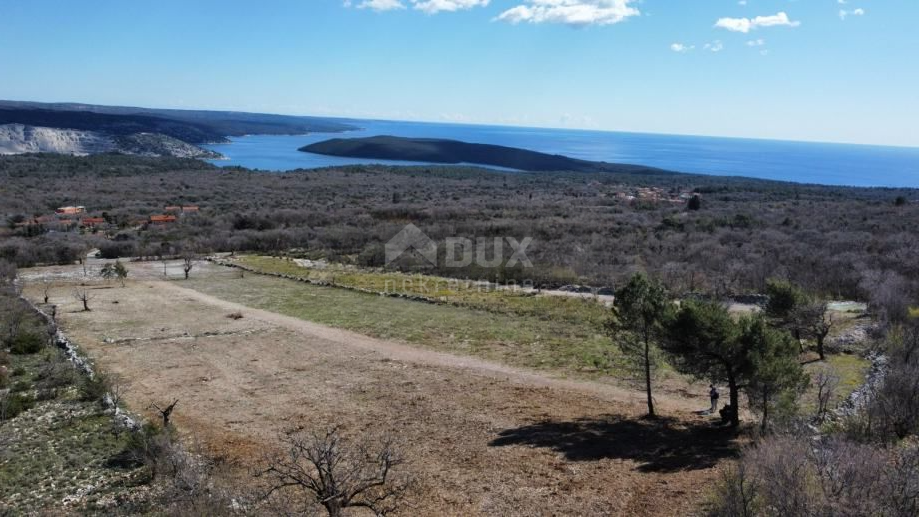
[[257, 427, 410, 517], [73, 288, 93, 312], [799, 301, 835, 360], [41, 280, 52, 304], [687, 194, 702, 211], [766, 279, 835, 359], [149, 399, 179, 428], [765, 279, 807, 339], [606, 273, 671, 418], [100, 260, 129, 287], [181, 253, 196, 280]]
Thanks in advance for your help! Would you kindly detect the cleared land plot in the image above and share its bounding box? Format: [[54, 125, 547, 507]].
[[22, 262, 735, 516], [186, 264, 626, 377]]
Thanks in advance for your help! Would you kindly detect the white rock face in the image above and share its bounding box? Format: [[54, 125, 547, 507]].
[[0, 123, 116, 155], [0, 123, 221, 158]]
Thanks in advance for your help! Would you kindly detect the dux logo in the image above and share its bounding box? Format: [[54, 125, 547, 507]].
[[385, 224, 533, 268]]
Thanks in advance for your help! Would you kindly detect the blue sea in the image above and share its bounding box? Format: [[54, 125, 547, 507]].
[[204, 120, 919, 188]]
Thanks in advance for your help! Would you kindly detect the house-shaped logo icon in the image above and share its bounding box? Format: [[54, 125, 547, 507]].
[[385, 224, 438, 266]]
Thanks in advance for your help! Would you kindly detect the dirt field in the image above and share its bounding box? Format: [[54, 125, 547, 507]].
[[21, 260, 736, 516]]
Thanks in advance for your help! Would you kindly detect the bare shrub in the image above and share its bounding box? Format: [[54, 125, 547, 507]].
[[226, 311, 244, 320], [256, 427, 411, 517], [813, 365, 840, 422], [861, 322, 919, 441], [707, 461, 759, 517], [708, 435, 919, 517], [810, 437, 888, 516]]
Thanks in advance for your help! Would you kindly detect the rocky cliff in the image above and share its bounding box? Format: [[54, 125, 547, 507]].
[[0, 123, 221, 159]]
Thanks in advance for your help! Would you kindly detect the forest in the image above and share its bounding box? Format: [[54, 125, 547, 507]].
[[0, 153, 916, 320]]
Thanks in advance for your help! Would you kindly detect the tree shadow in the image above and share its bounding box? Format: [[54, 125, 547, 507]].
[[489, 415, 738, 472]]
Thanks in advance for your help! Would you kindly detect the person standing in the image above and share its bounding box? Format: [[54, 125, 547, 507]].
[[709, 384, 719, 414]]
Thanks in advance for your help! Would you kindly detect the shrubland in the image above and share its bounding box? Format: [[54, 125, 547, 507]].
[[1, 154, 917, 315]]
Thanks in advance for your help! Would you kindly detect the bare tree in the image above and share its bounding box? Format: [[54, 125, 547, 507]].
[[182, 253, 196, 280], [257, 427, 410, 517], [813, 365, 840, 423], [41, 280, 52, 304], [72, 288, 93, 312], [150, 399, 180, 428], [106, 372, 127, 409]]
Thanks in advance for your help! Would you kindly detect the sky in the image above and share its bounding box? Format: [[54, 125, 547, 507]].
[[0, 0, 917, 147]]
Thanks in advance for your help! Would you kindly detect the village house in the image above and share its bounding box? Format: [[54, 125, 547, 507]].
[[149, 214, 178, 224], [55, 206, 85, 216], [81, 217, 106, 228]]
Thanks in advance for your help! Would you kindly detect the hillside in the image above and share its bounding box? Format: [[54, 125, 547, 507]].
[[0, 100, 357, 140], [0, 124, 221, 159], [0, 107, 225, 144], [301, 135, 675, 174]]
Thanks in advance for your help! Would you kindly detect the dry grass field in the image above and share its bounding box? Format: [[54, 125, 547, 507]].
[[20, 259, 742, 516]]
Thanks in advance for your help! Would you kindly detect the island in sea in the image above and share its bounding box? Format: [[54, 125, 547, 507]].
[[301, 135, 675, 174]]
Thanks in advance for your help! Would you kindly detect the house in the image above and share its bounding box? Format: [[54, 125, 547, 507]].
[[55, 206, 85, 215], [81, 217, 106, 227], [181, 206, 199, 213], [165, 206, 182, 212], [149, 215, 178, 224]]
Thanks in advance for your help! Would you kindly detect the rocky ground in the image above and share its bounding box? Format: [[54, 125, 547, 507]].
[[0, 346, 149, 514]]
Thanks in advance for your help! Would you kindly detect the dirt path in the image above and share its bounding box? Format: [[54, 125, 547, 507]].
[[22, 264, 732, 516], [153, 279, 697, 414]]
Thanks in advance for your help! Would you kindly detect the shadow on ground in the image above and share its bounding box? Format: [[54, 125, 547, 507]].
[[489, 415, 738, 472]]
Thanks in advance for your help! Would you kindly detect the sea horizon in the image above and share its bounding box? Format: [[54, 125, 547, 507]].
[[205, 119, 919, 189]]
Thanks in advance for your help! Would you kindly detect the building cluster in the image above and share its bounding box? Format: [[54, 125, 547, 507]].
[[149, 206, 199, 225], [12, 204, 201, 232], [613, 187, 696, 204], [14, 206, 113, 232]]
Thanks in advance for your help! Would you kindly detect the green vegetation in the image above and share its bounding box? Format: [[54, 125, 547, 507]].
[[100, 259, 128, 287], [1, 153, 917, 309], [0, 346, 144, 514], [605, 273, 671, 417], [302, 135, 671, 174], [798, 354, 870, 416], [183, 272, 625, 376], [234, 255, 610, 326], [664, 301, 805, 428]]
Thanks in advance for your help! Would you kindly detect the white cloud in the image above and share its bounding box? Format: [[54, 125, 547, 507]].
[[704, 40, 724, 52], [413, 0, 489, 14], [714, 11, 800, 33], [670, 43, 693, 53], [495, 0, 640, 27], [746, 38, 765, 47], [347, 0, 488, 13], [353, 0, 406, 12], [839, 8, 865, 20]]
